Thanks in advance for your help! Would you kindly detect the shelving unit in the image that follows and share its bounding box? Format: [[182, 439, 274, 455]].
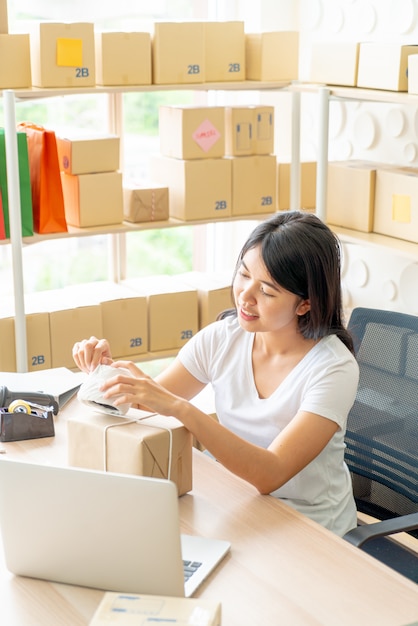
[[3, 80, 301, 372], [291, 82, 418, 259]]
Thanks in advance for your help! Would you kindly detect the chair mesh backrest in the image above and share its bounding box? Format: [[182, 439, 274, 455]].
[[346, 308, 418, 521]]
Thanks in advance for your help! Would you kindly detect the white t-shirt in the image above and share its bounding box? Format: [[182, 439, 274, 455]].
[[178, 315, 359, 536]]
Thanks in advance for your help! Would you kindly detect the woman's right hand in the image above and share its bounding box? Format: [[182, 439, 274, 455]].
[[72, 336, 113, 373]]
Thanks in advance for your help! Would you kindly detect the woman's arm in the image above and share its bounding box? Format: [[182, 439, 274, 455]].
[[101, 360, 339, 494]]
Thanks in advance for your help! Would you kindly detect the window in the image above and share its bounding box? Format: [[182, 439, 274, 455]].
[[2, 0, 212, 296]]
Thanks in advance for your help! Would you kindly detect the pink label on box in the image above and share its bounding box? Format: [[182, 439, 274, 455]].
[[192, 119, 221, 152]]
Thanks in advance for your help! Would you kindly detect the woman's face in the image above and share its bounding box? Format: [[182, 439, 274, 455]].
[[233, 246, 310, 335]]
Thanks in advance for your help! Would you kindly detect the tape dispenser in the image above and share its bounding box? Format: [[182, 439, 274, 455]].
[[0, 386, 57, 442]]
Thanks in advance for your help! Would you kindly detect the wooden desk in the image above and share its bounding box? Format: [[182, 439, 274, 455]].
[[0, 399, 417, 626]]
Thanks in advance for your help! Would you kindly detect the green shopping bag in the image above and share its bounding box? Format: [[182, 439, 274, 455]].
[[0, 128, 34, 238]]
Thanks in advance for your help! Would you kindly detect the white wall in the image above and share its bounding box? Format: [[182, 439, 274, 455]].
[[255, 0, 418, 317]]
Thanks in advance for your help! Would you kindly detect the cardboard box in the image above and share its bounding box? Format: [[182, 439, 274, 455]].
[[253, 105, 275, 155], [50, 305, 102, 368], [0, 300, 52, 372], [0, 35, 31, 88], [278, 161, 316, 211], [123, 182, 169, 223], [373, 166, 418, 243], [30, 22, 95, 88], [309, 41, 359, 87], [408, 53, 418, 94], [205, 21, 245, 82], [0, 0, 7, 34], [25, 313, 52, 371], [179, 271, 234, 329], [61, 171, 123, 227], [90, 592, 221, 626], [357, 42, 418, 92], [95, 31, 151, 86], [58, 282, 148, 358], [326, 160, 376, 232], [152, 22, 205, 84], [0, 316, 16, 371], [56, 134, 120, 175], [150, 155, 232, 221], [245, 31, 299, 81], [159, 106, 225, 160], [68, 411, 193, 496], [230, 155, 277, 216], [123, 275, 198, 353], [25, 289, 103, 369], [224, 105, 274, 156]]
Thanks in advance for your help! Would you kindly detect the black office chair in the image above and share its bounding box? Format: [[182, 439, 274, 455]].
[[342, 307, 418, 583]]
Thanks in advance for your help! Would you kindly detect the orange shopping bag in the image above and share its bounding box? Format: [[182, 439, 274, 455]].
[[18, 122, 67, 234]]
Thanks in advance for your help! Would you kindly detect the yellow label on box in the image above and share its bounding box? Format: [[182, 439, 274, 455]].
[[392, 194, 411, 222], [56, 37, 83, 66]]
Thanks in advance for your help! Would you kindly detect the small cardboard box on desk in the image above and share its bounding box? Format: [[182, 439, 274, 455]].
[[90, 592, 221, 626], [67, 409, 193, 496]]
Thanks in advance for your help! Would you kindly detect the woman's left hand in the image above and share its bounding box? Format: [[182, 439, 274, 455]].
[[98, 361, 183, 416]]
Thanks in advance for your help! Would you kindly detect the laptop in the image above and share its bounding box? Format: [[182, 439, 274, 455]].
[[0, 458, 230, 597]]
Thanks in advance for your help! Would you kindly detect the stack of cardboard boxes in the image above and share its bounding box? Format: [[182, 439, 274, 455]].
[[327, 160, 418, 245], [151, 105, 231, 221], [225, 104, 277, 215], [0, 16, 300, 90], [151, 103, 279, 220], [57, 133, 123, 228]]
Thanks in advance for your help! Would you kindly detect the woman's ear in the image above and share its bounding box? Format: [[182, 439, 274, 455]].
[[297, 299, 311, 316]]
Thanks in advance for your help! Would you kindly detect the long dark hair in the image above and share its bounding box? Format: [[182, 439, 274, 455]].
[[219, 211, 354, 354]]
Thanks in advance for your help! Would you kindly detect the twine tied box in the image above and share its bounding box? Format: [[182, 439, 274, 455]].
[[67, 410, 192, 496]]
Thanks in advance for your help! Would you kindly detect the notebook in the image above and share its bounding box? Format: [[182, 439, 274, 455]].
[[0, 458, 230, 597]]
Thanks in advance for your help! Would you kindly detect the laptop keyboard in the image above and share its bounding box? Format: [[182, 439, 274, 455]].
[[183, 559, 202, 582]]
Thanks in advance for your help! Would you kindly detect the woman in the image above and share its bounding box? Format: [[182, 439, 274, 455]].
[[72, 211, 359, 536]]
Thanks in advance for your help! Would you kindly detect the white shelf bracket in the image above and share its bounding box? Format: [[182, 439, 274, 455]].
[[290, 83, 301, 211], [316, 87, 330, 222], [106, 91, 126, 282]]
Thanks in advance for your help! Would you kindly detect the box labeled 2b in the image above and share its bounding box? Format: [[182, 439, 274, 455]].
[[30, 22, 95, 87]]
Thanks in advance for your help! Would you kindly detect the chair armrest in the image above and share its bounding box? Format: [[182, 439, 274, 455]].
[[343, 512, 418, 548]]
